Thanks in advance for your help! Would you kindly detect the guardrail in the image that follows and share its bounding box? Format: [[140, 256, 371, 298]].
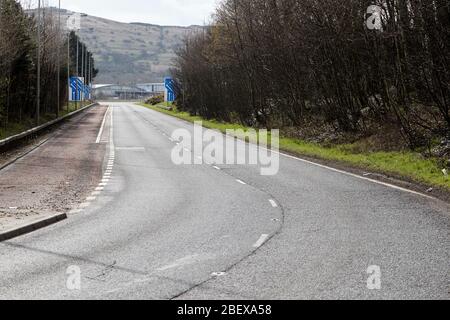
[[0, 102, 98, 148]]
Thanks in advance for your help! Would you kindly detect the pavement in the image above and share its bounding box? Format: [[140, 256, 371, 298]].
[[0, 106, 107, 232], [0, 102, 448, 300]]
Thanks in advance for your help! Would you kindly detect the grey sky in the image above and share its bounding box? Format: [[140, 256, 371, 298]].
[[21, 0, 218, 26]]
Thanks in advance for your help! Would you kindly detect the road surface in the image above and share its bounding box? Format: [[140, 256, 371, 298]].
[[0, 102, 448, 300]]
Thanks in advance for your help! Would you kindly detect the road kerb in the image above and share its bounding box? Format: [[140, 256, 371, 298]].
[[0, 213, 67, 242]]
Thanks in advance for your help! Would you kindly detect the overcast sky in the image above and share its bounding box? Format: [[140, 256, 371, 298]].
[[21, 0, 218, 26]]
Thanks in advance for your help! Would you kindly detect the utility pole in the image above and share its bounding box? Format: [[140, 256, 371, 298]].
[[84, 48, 88, 101], [36, 0, 41, 126], [76, 36, 79, 110], [57, 0, 61, 117], [67, 31, 70, 112], [87, 53, 91, 100], [81, 43, 84, 104]]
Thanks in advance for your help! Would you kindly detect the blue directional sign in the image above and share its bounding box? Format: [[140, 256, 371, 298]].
[[70, 76, 91, 101], [164, 77, 176, 102]]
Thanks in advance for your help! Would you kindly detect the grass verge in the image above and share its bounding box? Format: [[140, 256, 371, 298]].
[[139, 102, 450, 191], [0, 102, 91, 140]]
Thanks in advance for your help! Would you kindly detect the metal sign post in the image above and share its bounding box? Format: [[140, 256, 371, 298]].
[[66, 13, 81, 110]]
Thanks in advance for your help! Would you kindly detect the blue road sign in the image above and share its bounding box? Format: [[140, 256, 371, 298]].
[[164, 77, 176, 102], [70, 77, 91, 101]]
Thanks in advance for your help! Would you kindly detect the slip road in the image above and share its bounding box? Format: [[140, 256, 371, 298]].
[[0, 102, 448, 300]]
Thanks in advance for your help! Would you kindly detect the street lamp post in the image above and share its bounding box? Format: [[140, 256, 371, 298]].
[[57, 0, 61, 117], [87, 53, 91, 99], [36, 0, 41, 125], [76, 35, 78, 110], [66, 11, 81, 112], [67, 31, 70, 112], [81, 43, 84, 104]]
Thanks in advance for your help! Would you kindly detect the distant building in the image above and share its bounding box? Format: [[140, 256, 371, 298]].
[[92, 83, 164, 100], [136, 83, 165, 95]]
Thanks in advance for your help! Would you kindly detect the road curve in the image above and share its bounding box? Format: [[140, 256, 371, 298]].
[[0, 102, 448, 300]]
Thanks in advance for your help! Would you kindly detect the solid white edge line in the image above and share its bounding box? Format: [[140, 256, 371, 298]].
[[95, 106, 110, 144], [140, 104, 439, 200], [272, 149, 435, 200], [243, 135, 436, 200], [69, 209, 83, 214]]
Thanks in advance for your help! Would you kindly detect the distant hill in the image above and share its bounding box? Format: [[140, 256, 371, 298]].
[[45, 8, 203, 84]]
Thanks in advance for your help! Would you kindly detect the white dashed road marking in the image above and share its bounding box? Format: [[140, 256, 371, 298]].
[[115, 147, 145, 151], [253, 234, 269, 248], [269, 199, 278, 208]]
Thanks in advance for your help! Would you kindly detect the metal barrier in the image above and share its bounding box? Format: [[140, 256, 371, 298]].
[[0, 102, 99, 148]]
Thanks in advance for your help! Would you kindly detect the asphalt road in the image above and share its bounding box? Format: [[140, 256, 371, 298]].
[[0, 102, 448, 300]]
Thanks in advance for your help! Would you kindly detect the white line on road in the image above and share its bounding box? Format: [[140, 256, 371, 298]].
[[236, 179, 247, 185], [213, 166, 221, 170], [269, 199, 278, 207], [115, 147, 145, 151], [69, 209, 83, 214], [96, 106, 110, 143], [255, 144, 436, 200], [253, 234, 269, 248], [157, 254, 200, 271], [182, 125, 438, 201]]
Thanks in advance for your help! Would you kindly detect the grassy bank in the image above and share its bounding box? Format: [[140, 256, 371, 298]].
[[139, 102, 450, 191], [0, 102, 91, 140]]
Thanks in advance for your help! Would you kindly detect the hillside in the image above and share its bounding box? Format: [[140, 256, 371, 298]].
[[57, 9, 202, 84]]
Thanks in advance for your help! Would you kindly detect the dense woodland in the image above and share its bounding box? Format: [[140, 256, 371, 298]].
[[0, 0, 97, 129], [174, 0, 449, 152]]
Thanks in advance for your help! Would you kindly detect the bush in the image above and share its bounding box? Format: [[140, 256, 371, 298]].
[[145, 95, 164, 105]]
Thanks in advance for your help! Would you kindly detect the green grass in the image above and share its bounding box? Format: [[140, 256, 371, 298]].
[[139, 102, 450, 191], [0, 121, 30, 140], [0, 101, 92, 140]]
